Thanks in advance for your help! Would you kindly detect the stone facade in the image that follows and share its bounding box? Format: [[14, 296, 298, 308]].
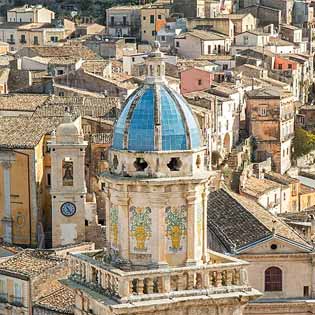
[[246, 88, 295, 174]]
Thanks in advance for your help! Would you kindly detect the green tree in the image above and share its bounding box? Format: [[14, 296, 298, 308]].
[[293, 128, 315, 158]]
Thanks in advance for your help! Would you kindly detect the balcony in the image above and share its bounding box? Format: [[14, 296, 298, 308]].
[[90, 133, 112, 144], [0, 293, 7, 303], [9, 295, 23, 307], [68, 249, 254, 303], [109, 22, 130, 27]]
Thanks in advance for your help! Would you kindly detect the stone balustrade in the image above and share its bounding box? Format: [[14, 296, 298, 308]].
[[69, 250, 249, 302]]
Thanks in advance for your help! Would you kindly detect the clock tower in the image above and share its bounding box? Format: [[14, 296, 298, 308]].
[[49, 115, 88, 248]]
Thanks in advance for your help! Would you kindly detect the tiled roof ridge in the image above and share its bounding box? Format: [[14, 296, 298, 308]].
[[228, 189, 310, 246], [222, 188, 273, 234], [35, 285, 74, 314]]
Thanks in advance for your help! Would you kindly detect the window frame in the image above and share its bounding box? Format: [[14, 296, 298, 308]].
[[265, 267, 282, 292]]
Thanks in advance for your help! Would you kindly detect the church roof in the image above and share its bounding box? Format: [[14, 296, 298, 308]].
[[112, 83, 201, 152], [207, 189, 311, 253]]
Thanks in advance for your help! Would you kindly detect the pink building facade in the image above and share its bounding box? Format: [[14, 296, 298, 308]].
[[180, 67, 213, 94]]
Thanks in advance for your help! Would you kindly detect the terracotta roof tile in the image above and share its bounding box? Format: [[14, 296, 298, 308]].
[[0, 250, 64, 278], [207, 189, 309, 252], [0, 116, 62, 148], [35, 282, 74, 314]]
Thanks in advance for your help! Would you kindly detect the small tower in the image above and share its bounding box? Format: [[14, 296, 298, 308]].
[[49, 115, 88, 248]]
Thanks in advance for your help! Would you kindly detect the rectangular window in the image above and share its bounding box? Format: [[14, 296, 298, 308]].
[[33, 36, 39, 45], [57, 69, 64, 75], [304, 286, 309, 297], [13, 282, 22, 306], [20, 34, 26, 44], [110, 16, 114, 25], [176, 41, 180, 48], [152, 30, 156, 36], [47, 173, 51, 186], [198, 79, 202, 86], [0, 279, 5, 294], [50, 36, 58, 42], [208, 45, 211, 54], [278, 64, 283, 70], [161, 35, 166, 41], [260, 107, 267, 116], [158, 14, 162, 19], [143, 16, 146, 20], [150, 15, 154, 24], [288, 64, 292, 69], [123, 16, 127, 26]]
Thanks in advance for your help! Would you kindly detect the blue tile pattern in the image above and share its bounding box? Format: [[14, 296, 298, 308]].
[[112, 91, 137, 150], [128, 87, 155, 151], [173, 90, 201, 149], [160, 86, 187, 150], [112, 84, 201, 151]]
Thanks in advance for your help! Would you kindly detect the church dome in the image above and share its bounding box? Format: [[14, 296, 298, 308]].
[[112, 84, 201, 152]]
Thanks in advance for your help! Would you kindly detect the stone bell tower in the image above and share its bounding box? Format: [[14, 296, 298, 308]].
[[101, 42, 211, 268], [49, 115, 88, 248]]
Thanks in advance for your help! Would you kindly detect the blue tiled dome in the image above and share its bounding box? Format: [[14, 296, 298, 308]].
[[112, 84, 201, 152]]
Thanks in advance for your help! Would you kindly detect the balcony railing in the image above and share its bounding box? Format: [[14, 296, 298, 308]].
[[69, 250, 250, 302], [109, 22, 130, 27], [90, 133, 112, 144], [9, 295, 23, 307], [0, 293, 7, 303]]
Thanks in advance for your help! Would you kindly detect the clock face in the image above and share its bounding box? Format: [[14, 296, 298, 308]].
[[60, 202, 76, 217]]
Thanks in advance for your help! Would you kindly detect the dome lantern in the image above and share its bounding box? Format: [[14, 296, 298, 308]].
[[145, 41, 166, 84]]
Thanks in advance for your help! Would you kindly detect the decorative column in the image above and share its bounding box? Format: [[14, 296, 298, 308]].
[[151, 192, 168, 268], [202, 184, 209, 263], [117, 190, 130, 260], [2, 161, 13, 244], [186, 187, 197, 266]]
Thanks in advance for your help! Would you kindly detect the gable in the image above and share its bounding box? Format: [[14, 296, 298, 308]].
[[238, 236, 312, 255]]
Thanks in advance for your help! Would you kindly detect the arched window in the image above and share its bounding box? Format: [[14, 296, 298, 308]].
[[265, 267, 282, 292]]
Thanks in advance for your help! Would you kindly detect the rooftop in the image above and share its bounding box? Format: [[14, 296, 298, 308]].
[[268, 37, 295, 47], [246, 86, 291, 99], [207, 189, 310, 253], [17, 45, 99, 60], [265, 172, 299, 185], [300, 184, 315, 195], [176, 30, 227, 41], [241, 176, 281, 197], [0, 250, 64, 278], [0, 94, 49, 112], [0, 116, 62, 149], [35, 282, 74, 314]]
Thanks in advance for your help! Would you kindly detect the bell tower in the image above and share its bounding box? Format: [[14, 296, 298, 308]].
[[49, 115, 88, 248]]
